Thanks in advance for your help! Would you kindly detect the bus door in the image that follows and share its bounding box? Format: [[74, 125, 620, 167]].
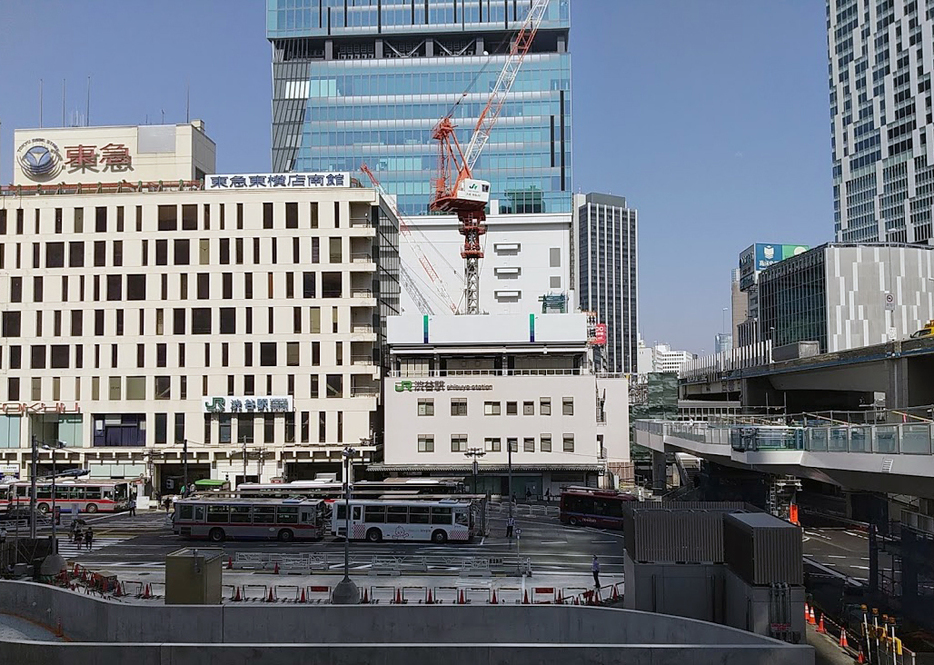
[[335, 504, 363, 537], [300, 505, 320, 534]]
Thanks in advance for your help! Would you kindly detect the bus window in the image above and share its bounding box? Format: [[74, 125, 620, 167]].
[[430, 507, 452, 525], [207, 505, 229, 523], [364, 506, 386, 523], [253, 506, 276, 523], [179, 504, 194, 521], [352, 506, 362, 521], [387, 506, 407, 523], [37, 486, 52, 500], [409, 506, 430, 524], [336, 504, 346, 521], [300, 508, 316, 524], [194, 506, 205, 522], [85, 486, 102, 500], [114, 484, 128, 501], [454, 510, 469, 526], [277, 506, 299, 524], [230, 506, 252, 523]]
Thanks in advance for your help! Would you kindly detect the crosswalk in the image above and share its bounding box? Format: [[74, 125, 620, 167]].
[[56, 536, 129, 558]]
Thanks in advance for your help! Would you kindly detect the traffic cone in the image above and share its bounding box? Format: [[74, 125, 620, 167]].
[[273, 561, 280, 575], [612, 584, 620, 601], [808, 606, 817, 625], [141, 584, 152, 600], [458, 589, 466, 605], [555, 589, 563, 604], [857, 645, 865, 663], [232, 586, 242, 602], [227, 556, 233, 570], [817, 615, 825, 634], [361, 587, 369, 604], [72, 563, 79, 578], [426, 588, 434, 605], [266, 587, 276, 603], [113, 582, 123, 598], [804, 602, 810, 621], [522, 590, 530, 604], [299, 588, 306, 604], [490, 589, 498, 604], [839, 630, 848, 649], [394, 588, 403, 604]]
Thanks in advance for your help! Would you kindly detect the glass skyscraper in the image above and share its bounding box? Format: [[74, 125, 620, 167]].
[[267, 0, 571, 217], [828, 0, 934, 243]]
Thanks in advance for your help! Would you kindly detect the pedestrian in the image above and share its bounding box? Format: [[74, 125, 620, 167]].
[[525, 487, 531, 502], [545, 488, 551, 502], [128, 496, 137, 517], [74, 529, 83, 547], [163, 496, 172, 513], [506, 515, 515, 539], [85, 527, 93, 550], [0, 526, 6, 546], [592, 555, 600, 588]]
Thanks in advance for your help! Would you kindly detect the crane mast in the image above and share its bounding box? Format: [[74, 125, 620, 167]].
[[429, 0, 550, 315]]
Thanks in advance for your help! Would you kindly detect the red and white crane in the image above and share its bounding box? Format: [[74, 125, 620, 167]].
[[429, 0, 550, 314]]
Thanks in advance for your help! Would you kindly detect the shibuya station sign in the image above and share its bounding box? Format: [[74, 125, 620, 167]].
[[394, 380, 493, 392], [203, 396, 293, 413], [205, 173, 350, 190]]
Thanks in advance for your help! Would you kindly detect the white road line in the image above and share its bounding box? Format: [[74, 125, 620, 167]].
[[824, 563, 837, 567], [591, 540, 617, 544], [540, 541, 566, 545], [849, 565, 870, 570], [827, 555, 847, 559]]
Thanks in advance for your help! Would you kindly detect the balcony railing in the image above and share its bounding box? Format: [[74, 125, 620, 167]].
[[350, 387, 379, 397], [390, 368, 585, 377], [352, 355, 375, 365], [351, 324, 374, 333], [351, 288, 373, 298], [350, 217, 371, 228], [351, 252, 373, 263]]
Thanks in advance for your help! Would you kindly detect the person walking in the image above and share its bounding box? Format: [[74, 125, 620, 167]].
[[84, 527, 94, 551], [128, 496, 137, 517], [74, 528, 83, 548], [0, 526, 6, 546], [592, 555, 601, 588], [525, 487, 532, 502], [163, 496, 172, 513], [544, 488, 551, 503], [506, 515, 515, 539]]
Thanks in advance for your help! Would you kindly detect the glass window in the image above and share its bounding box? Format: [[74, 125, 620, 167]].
[[562, 397, 574, 416], [230, 506, 252, 523], [563, 434, 575, 452], [364, 505, 386, 523], [451, 434, 467, 452], [541, 434, 552, 452], [276, 506, 299, 524], [207, 505, 229, 523], [253, 506, 276, 523], [417, 398, 434, 416], [387, 506, 408, 523], [430, 507, 452, 525], [506, 401, 517, 415], [451, 399, 467, 416], [409, 506, 429, 524], [484, 401, 501, 416], [523, 401, 535, 416], [417, 435, 434, 452], [485, 437, 501, 452]]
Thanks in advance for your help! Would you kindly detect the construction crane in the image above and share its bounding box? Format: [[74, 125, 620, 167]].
[[429, 0, 550, 315], [360, 163, 458, 315]]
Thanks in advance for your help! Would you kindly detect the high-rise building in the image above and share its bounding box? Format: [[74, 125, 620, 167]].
[[828, 0, 934, 243], [637, 340, 693, 375], [267, 0, 572, 217], [714, 332, 733, 355], [574, 192, 638, 373], [730, 268, 747, 342]]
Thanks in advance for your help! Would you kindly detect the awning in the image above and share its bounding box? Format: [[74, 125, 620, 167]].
[[194, 479, 229, 488], [367, 463, 603, 473]]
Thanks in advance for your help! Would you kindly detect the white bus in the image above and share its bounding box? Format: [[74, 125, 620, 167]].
[[331, 499, 475, 544], [235, 477, 467, 500], [1, 479, 131, 514], [172, 497, 325, 543]]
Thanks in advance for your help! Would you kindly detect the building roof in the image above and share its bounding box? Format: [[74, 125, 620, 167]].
[[367, 463, 603, 473]]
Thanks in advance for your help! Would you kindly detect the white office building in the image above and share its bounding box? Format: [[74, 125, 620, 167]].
[[637, 339, 694, 375], [0, 122, 400, 499], [374, 313, 630, 495]]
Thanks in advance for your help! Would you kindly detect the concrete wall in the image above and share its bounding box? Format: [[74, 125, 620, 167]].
[[623, 552, 725, 623], [0, 581, 812, 664], [723, 568, 806, 642]]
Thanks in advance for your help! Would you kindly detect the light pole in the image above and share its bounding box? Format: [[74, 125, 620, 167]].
[[332, 446, 360, 604], [182, 438, 189, 497], [29, 435, 38, 539], [241, 434, 248, 484], [41, 441, 66, 548], [721, 307, 728, 334], [464, 448, 486, 494], [507, 439, 514, 521]]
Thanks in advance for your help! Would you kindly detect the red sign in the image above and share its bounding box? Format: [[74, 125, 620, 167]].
[[64, 143, 132, 173], [592, 323, 608, 346]]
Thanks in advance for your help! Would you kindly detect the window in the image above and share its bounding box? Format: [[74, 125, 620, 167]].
[[46, 242, 64, 268], [540, 398, 551, 415], [31, 345, 46, 369], [156, 239, 168, 265], [506, 401, 517, 415], [238, 415, 254, 443], [93, 241, 106, 267], [540, 434, 552, 452], [71, 311, 82, 336], [264, 414, 275, 443], [173, 308, 186, 334], [218, 415, 231, 443], [311, 237, 320, 263], [549, 247, 561, 267], [181, 204, 197, 230], [286, 341, 300, 366], [451, 398, 467, 416], [302, 272, 315, 298], [484, 401, 501, 416], [563, 434, 575, 452], [175, 413, 186, 443], [197, 273, 210, 299], [156, 343, 167, 367], [157, 205, 177, 231], [417, 398, 434, 416], [310, 202, 318, 228], [326, 374, 342, 398], [485, 437, 502, 452], [69, 241, 84, 267], [321, 272, 342, 298], [418, 435, 434, 452], [260, 342, 277, 366], [329, 237, 342, 263], [126, 376, 145, 400], [8, 346, 21, 369], [221, 273, 233, 299], [192, 308, 212, 335], [263, 202, 273, 229], [174, 239, 190, 265], [127, 274, 146, 300], [219, 238, 230, 264], [106, 274, 122, 301], [113, 240, 123, 266], [10, 278, 22, 303], [550, 276, 561, 289], [33, 276, 43, 302], [7, 378, 19, 401], [562, 397, 574, 416], [285, 202, 298, 228], [450, 434, 468, 452], [155, 376, 171, 400], [524, 437, 535, 452], [95, 206, 107, 232], [220, 308, 236, 334]]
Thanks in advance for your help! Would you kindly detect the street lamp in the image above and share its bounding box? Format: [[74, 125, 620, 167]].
[[332, 446, 360, 604], [464, 448, 486, 494], [41, 441, 66, 548]]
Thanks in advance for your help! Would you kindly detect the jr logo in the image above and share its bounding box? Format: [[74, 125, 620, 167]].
[[394, 381, 413, 392], [204, 397, 226, 412]]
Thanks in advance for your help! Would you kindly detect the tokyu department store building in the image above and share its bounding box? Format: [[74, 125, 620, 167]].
[[0, 122, 399, 499]]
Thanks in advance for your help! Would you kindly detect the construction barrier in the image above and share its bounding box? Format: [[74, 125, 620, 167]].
[[305, 585, 331, 603], [367, 585, 397, 605], [242, 585, 268, 602], [531, 587, 556, 604]]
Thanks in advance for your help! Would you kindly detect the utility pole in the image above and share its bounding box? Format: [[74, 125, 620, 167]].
[[332, 446, 360, 604], [507, 440, 514, 521], [42, 442, 65, 548], [29, 435, 38, 539], [464, 448, 486, 494], [182, 439, 189, 497], [241, 435, 247, 484]]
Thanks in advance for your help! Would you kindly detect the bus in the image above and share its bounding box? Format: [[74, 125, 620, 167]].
[[559, 487, 638, 529], [234, 477, 467, 500], [172, 497, 326, 543], [331, 499, 475, 544], [1, 479, 132, 514]]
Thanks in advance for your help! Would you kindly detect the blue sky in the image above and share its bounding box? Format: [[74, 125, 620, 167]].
[[0, 1, 832, 353]]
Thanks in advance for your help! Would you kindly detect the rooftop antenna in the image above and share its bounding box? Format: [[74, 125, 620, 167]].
[[161, 109, 165, 124], [186, 81, 190, 123], [39, 79, 43, 128], [61, 79, 66, 127], [86, 76, 90, 126]]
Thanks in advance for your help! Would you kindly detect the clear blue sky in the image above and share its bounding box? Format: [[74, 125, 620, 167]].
[[0, 1, 832, 353]]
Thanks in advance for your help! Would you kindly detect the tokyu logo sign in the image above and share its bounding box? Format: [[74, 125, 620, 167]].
[[394, 381, 492, 392]]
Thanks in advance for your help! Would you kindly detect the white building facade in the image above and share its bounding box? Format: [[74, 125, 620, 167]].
[[0, 123, 401, 497], [375, 313, 629, 496], [637, 340, 694, 375]]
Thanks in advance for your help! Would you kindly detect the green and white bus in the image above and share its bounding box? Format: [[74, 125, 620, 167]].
[[172, 497, 325, 542]]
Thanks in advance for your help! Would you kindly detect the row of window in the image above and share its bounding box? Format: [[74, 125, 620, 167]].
[[0, 236, 366, 272], [0, 200, 351, 235], [417, 397, 574, 417], [416, 434, 575, 453], [4, 372, 365, 402], [1, 303, 366, 338]]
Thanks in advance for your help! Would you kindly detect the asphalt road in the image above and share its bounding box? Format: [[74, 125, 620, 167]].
[[57, 509, 625, 577], [802, 526, 892, 586]]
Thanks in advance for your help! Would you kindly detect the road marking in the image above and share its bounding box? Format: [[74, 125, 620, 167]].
[[540, 541, 566, 545], [824, 563, 837, 567], [827, 555, 847, 559], [849, 565, 870, 570], [844, 531, 867, 539], [591, 540, 616, 544]]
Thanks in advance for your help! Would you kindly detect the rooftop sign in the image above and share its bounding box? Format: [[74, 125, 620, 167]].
[[205, 173, 350, 190]]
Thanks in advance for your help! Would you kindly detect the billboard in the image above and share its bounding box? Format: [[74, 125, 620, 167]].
[[739, 243, 809, 291]]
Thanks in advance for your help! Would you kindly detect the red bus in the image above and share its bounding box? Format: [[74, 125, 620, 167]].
[[559, 487, 638, 529], [0, 479, 131, 514]]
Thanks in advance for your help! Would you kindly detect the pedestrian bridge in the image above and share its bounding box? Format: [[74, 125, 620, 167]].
[[634, 417, 934, 498]]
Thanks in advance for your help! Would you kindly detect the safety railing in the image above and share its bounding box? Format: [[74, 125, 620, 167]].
[[391, 368, 586, 377]]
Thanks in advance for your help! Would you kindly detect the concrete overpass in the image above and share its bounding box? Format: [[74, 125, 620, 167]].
[[633, 418, 934, 498], [679, 336, 934, 413]]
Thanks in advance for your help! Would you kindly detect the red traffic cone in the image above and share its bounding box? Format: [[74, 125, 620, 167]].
[[804, 602, 810, 621], [72, 563, 79, 578], [817, 615, 825, 634], [426, 588, 434, 605], [141, 584, 152, 600], [227, 556, 233, 570], [299, 588, 306, 604], [113, 582, 123, 597], [612, 584, 620, 600], [555, 589, 563, 604], [857, 645, 865, 664], [232, 586, 242, 602], [522, 590, 530, 604], [361, 587, 369, 604], [266, 587, 276, 603], [491, 589, 499, 604], [839, 630, 848, 649], [458, 589, 466, 605], [394, 588, 403, 604], [273, 561, 280, 575]]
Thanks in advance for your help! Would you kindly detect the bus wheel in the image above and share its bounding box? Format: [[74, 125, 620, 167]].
[[431, 530, 448, 544], [366, 528, 382, 543], [209, 528, 225, 543], [37, 503, 50, 514], [277, 529, 294, 543], [85, 504, 99, 514], [568, 516, 579, 526]]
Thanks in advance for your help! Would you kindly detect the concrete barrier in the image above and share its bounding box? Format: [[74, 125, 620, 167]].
[[0, 580, 814, 665]]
